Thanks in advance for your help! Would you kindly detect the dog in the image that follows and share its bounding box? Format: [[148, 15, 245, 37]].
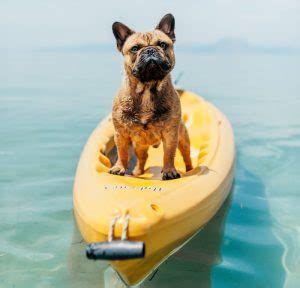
[[109, 13, 192, 180]]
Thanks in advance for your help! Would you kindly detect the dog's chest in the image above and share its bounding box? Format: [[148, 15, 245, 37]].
[[122, 88, 169, 128], [139, 89, 154, 123]]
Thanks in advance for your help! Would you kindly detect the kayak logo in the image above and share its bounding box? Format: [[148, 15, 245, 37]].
[[104, 184, 164, 192]]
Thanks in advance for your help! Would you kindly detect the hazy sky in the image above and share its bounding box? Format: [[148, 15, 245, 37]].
[[1, 0, 299, 50]]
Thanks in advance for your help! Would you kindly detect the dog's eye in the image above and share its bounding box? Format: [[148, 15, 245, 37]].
[[130, 46, 139, 53], [159, 42, 168, 49]]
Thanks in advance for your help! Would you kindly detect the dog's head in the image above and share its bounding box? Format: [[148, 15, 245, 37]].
[[112, 14, 176, 83]]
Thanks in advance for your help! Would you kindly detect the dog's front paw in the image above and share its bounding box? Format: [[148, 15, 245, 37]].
[[109, 165, 126, 176], [162, 168, 181, 180]]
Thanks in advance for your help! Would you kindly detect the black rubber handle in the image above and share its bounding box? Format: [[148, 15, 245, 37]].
[[86, 240, 145, 260]]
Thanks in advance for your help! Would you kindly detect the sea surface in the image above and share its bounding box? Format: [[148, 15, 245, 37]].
[[0, 50, 299, 288]]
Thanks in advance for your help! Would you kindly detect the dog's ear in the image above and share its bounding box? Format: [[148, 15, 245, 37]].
[[155, 13, 175, 42], [112, 22, 134, 52]]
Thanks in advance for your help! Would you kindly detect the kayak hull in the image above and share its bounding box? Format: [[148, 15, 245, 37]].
[[73, 90, 235, 285]]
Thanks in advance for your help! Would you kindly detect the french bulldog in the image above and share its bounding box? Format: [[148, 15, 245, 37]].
[[109, 13, 192, 180]]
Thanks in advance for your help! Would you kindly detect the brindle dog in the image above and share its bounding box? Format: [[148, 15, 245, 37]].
[[109, 14, 192, 180]]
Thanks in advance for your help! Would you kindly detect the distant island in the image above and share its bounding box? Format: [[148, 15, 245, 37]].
[[176, 38, 299, 54]]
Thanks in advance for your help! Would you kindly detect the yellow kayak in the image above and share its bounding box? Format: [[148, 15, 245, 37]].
[[73, 89, 235, 285]]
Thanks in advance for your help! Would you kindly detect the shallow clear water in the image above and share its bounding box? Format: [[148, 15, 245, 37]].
[[1, 51, 299, 287]]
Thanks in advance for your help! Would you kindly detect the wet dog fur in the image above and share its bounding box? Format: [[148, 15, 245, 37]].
[[109, 14, 192, 180]]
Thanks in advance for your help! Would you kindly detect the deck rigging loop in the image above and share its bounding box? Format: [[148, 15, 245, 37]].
[[108, 213, 130, 241], [108, 215, 120, 242], [121, 214, 130, 241]]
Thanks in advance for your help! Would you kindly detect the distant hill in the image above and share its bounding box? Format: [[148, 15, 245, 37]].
[[176, 38, 299, 54]]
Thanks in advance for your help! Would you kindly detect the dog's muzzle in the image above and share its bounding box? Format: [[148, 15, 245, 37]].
[[132, 47, 171, 82]]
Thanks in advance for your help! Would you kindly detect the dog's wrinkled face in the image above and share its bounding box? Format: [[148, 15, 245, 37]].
[[112, 14, 176, 83], [123, 30, 174, 82]]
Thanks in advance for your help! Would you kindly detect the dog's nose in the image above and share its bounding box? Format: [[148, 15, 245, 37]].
[[146, 47, 156, 55]]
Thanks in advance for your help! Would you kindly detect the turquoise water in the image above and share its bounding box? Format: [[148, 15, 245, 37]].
[[1, 51, 299, 287]]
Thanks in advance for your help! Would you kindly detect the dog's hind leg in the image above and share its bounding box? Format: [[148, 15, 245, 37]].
[[178, 122, 193, 172], [132, 144, 149, 176], [161, 128, 181, 180]]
